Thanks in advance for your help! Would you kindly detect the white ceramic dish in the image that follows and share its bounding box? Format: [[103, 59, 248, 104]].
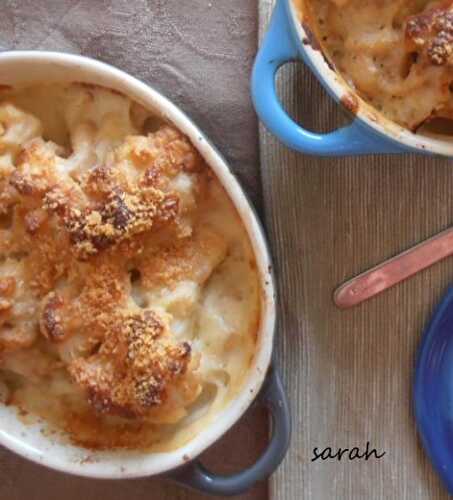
[[0, 51, 290, 496]]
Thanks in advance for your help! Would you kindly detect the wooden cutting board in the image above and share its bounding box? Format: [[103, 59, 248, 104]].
[[258, 1, 453, 498]]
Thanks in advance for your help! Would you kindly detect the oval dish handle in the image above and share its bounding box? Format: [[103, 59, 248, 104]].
[[167, 366, 291, 497], [251, 0, 407, 156]]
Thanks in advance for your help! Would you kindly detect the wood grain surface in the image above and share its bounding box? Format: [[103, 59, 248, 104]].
[[0, 2, 268, 499], [259, 1, 453, 499]]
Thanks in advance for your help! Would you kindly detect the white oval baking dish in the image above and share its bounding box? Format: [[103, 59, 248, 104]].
[[0, 51, 290, 496]]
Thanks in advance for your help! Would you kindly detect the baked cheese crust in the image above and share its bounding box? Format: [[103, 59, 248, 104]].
[[302, 0, 453, 131], [0, 84, 260, 450]]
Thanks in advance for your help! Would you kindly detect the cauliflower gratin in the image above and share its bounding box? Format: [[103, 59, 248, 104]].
[[0, 84, 260, 450], [300, 0, 453, 132]]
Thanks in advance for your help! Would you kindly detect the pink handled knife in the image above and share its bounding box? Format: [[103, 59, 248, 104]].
[[334, 226, 453, 309]]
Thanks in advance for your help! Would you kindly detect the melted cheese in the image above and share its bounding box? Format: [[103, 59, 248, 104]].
[[0, 84, 260, 451], [301, 0, 453, 131]]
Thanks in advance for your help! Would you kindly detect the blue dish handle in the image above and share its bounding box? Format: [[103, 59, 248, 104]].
[[167, 365, 291, 496], [251, 0, 406, 156]]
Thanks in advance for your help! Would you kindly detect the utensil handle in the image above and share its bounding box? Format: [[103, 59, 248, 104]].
[[334, 227, 453, 308], [167, 366, 291, 496]]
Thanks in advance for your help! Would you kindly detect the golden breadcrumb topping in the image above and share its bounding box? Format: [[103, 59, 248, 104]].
[[69, 309, 196, 418], [0, 84, 260, 450], [406, 3, 453, 66], [0, 87, 205, 418]]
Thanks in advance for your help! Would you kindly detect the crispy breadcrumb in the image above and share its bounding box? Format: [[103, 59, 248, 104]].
[[406, 4, 453, 66], [69, 309, 196, 418], [0, 98, 211, 420]]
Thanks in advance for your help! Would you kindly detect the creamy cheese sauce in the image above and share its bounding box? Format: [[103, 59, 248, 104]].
[[300, 0, 453, 132]]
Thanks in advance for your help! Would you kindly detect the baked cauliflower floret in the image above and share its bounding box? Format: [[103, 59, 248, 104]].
[[10, 137, 83, 201], [140, 228, 227, 291], [113, 126, 200, 177], [44, 182, 179, 259], [402, 2, 453, 125], [39, 261, 131, 359], [132, 227, 227, 339], [0, 103, 43, 215], [0, 259, 39, 353], [68, 308, 200, 420], [0, 103, 42, 155], [107, 126, 203, 239], [64, 84, 137, 146], [62, 122, 98, 177], [9, 126, 205, 262]]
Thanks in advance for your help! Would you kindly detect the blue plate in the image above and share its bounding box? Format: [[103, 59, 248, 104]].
[[415, 286, 453, 494]]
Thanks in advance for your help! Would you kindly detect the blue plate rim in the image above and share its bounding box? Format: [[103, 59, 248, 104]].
[[414, 285, 453, 494]]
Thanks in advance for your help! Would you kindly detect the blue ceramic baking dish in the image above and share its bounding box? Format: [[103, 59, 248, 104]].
[[252, 0, 453, 157]]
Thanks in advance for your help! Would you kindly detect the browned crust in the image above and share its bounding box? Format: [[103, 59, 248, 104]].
[[69, 310, 193, 418], [300, 7, 335, 71], [0, 277, 16, 297], [44, 185, 180, 259], [24, 209, 47, 234], [40, 293, 65, 342], [301, 21, 321, 51], [72, 82, 125, 98], [406, 2, 453, 66], [341, 93, 359, 116], [0, 278, 16, 315]]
